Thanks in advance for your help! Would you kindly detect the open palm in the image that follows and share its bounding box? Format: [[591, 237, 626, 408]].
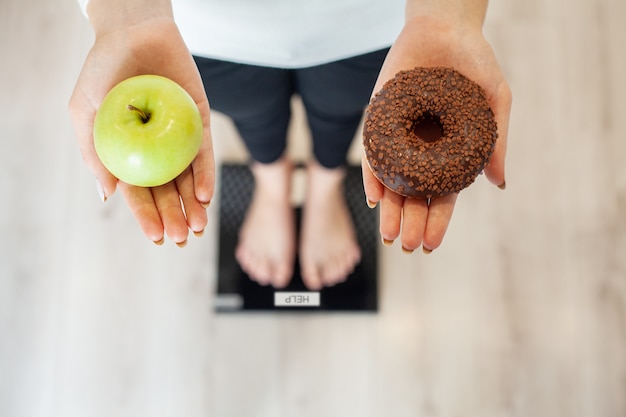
[[69, 17, 214, 245], [362, 16, 511, 253]]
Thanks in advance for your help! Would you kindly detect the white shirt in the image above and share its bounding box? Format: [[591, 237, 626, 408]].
[[80, 0, 405, 68]]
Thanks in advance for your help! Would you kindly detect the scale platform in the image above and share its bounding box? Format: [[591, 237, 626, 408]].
[[215, 164, 378, 312]]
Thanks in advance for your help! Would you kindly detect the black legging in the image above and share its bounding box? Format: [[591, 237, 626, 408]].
[[194, 48, 389, 169]]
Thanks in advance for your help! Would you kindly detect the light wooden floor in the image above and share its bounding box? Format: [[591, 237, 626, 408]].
[[1, 0, 625, 416]]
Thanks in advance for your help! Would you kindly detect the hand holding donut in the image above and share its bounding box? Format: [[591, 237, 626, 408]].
[[362, 8, 512, 254]]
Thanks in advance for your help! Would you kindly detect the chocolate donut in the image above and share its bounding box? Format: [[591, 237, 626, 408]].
[[363, 67, 497, 199]]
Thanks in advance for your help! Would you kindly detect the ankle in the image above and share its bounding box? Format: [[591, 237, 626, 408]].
[[306, 160, 346, 200], [251, 158, 293, 198]]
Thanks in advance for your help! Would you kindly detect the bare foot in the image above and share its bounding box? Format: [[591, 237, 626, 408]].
[[299, 161, 362, 290], [235, 158, 295, 288]]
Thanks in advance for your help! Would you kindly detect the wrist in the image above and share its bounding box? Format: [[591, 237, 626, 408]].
[[86, 0, 173, 37], [405, 0, 487, 32]]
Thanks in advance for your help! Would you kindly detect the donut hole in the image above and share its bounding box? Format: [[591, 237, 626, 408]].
[[412, 113, 443, 143]]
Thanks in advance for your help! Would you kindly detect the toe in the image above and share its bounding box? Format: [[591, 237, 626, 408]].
[[271, 262, 293, 289], [335, 248, 361, 285], [301, 263, 324, 291], [321, 256, 349, 287], [241, 251, 271, 285], [320, 261, 338, 287], [254, 259, 273, 285]]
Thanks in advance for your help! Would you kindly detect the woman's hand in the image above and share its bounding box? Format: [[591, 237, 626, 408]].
[[362, 15, 512, 253], [69, 16, 214, 246]]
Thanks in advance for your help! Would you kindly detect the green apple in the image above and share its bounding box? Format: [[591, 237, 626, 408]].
[[94, 74, 203, 187]]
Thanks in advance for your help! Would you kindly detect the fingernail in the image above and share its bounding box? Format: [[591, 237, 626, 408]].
[[382, 237, 394, 247], [498, 180, 506, 190], [153, 237, 165, 246], [402, 246, 414, 254], [96, 178, 107, 202], [200, 200, 211, 209], [176, 240, 188, 248], [193, 229, 205, 238], [422, 246, 433, 254], [366, 198, 377, 209]]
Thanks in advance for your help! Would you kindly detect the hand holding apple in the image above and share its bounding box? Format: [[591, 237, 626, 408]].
[[94, 74, 203, 187], [69, 16, 214, 246]]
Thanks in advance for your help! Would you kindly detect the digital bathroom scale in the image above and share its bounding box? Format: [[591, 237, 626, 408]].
[[215, 164, 378, 312]]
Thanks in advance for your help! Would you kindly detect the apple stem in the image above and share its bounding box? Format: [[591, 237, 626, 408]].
[[127, 104, 151, 123]]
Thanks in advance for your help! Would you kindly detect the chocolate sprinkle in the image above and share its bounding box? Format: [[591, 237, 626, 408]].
[[363, 67, 498, 199]]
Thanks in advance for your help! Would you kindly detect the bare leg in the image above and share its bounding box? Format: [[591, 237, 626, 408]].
[[299, 161, 362, 290], [235, 158, 295, 288]]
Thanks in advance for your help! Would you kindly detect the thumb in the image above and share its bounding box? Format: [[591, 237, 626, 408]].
[[69, 92, 118, 200], [484, 81, 512, 188], [361, 153, 384, 206]]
